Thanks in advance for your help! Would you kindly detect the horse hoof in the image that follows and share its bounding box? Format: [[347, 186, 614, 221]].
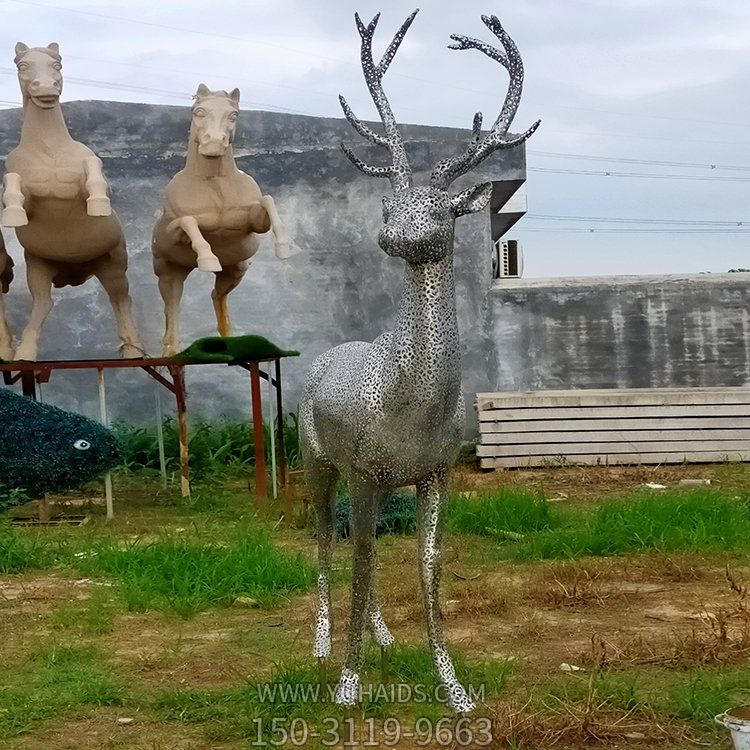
[[275, 241, 292, 259], [2, 207, 28, 227], [198, 256, 222, 273], [13, 344, 37, 362], [120, 343, 146, 359], [86, 197, 111, 216]]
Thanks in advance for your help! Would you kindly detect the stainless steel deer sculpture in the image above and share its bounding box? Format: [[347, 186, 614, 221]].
[[300, 10, 539, 712]]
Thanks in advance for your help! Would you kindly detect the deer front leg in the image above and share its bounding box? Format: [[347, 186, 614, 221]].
[[83, 156, 112, 216], [2, 173, 28, 227], [15, 254, 55, 362], [168, 216, 222, 273], [336, 478, 378, 706], [417, 471, 475, 714], [259, 195, 291, 259]]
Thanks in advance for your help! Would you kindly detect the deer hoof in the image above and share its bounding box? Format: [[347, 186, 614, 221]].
[[198, 256, 222, 273], [334, 668, 360, 706], [86, 197, 112, 216], [2, 206, 28, 227]]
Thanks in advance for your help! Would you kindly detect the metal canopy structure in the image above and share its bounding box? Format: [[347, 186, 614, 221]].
[[0, 354, 294, 514]]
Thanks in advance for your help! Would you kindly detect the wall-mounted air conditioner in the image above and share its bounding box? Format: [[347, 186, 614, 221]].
[[492, 239, 523, 279]]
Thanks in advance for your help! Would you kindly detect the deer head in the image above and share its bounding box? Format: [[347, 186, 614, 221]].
[[14, 42, 62, 109], [340, 11, 539, 265], [191, 83, 240, 157]]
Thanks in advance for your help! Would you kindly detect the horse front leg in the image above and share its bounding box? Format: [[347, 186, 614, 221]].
[[83, 156, 112, 217], [2, 172, 28, 227], [259, 195, 291, 259], [15, 254, 55, 362], [168, 216, 221, 273], [94, 240, 144, 358], [154, 256, 189, 356]]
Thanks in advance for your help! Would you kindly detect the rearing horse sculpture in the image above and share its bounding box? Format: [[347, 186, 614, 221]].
[[0, 231, 13, 360], [2, 42, 143, 361], [300, 11, 538, 712], [152, 84, 290, 355]]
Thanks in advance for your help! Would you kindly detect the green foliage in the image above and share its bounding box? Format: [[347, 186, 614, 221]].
[[516, 489, 750, 560], [76, 528, 316, 617], [336, 491, 417, 539], [445, 488, 555, 537], [0, 522, 62, 573], [114, 411, 302, 478], [0, 644, 123, 740]]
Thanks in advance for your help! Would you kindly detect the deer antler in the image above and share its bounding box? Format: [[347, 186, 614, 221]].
[[339, 10, 418, 193], [430, 14, 540, 190]]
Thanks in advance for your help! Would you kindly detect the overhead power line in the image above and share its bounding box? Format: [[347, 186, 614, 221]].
[[527, 214, 750, 226], [528, 150, 750, 173], [519, 227, 750, 234], [528, 166, 750, 182]]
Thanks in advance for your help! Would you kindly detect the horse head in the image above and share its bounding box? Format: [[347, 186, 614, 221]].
[[14, 42, 62, 109], [191, 83, 240, 158]]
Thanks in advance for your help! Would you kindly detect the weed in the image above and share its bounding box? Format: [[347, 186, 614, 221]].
[[76, 528, 315, 617]]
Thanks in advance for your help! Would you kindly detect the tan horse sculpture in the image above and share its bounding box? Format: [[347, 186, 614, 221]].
[[0, 231, 13, 360], [1, 42, 143, 361], [152, 84, 290, 355]]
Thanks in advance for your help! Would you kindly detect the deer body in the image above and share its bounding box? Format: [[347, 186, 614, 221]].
[[152, 85, 289, 355], [1, 43, 142, 361], [301, 10, 538, 713]]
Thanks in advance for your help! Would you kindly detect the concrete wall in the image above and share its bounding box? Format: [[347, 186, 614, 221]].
[[490, 274, 750, 393], [0, 101, 523, 426]]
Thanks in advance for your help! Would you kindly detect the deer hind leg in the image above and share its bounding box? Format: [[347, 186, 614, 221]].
[[15, 254, 55, 361], [336, 478, 378, 706], [417, 472, 475, 714], [169, 216, 221, 273], [155, 259, 189, 357], [307, 461, 339, 660], [211, 262, 247, 337], [2, 172, 28, 227], [0, 294, 13, 360], [94, 240, 144, 358]]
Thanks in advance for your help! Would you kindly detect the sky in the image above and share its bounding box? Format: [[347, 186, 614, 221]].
[[2, 0, 750, 277]]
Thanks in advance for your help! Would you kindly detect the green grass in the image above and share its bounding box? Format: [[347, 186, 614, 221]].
[[446, 488, 556, 537], [515, 489, 750, 560], [76, 527, 316, 617], [0, 522, 64, 573], [0, 644, 123, 740]]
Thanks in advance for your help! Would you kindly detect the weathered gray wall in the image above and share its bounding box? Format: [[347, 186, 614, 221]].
[[0, 101, 523, 425], [490, 274, 750, 392]]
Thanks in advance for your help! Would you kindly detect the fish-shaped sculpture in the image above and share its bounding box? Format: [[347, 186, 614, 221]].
[[0, 388, 120, 498]]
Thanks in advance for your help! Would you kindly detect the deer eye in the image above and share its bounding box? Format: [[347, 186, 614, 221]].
[[73, 439, 91, 451]]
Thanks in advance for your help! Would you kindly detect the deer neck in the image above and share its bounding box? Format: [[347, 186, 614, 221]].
[[185, 140, 237, 179], [19, 98, 74, 153], [384, 255, 461, 406]]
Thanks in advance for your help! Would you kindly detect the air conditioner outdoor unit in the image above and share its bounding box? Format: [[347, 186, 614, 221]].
[[493, 239, 523, 279]]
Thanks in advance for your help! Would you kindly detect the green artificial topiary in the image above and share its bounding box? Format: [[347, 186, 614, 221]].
[[336, 491, 417, 539], [172, 335, 299, 364], [0, 388, 120, 501]]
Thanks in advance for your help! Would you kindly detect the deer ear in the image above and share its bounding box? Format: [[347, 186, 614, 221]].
[[229, 87, 240, 104], [15, 42, 29, 57], [450, 182, 492, 217], [47, 42, 59, 54], [196, 83, 211, 97]]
